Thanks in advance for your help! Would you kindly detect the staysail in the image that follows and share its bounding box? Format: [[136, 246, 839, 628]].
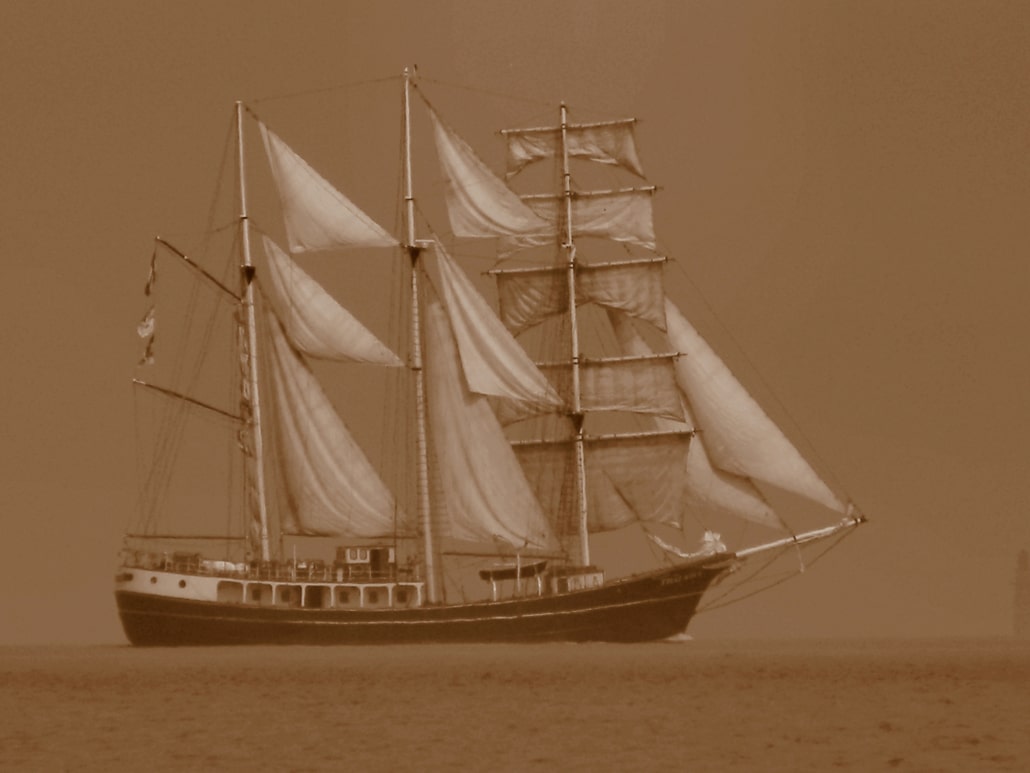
[[257, 237, 403, 537], [260, 235, 403, 365], [264, 311, 401, 537], [428, 242, 561, 416], [661, 298, 845, 513], [422, 287, 555, 549], [608, 309, 779, 528], [426, 106, 550, 240], [259, 122, 398, 253]]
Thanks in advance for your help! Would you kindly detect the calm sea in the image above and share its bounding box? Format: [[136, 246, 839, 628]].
[[1, 638, 1027, 772]]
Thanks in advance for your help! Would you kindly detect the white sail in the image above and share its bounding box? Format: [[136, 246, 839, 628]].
[[502, 188, 656, 254], [504, 118, 645, 178], [259, 123, 398, 252], [663, 298, 846, 513], [423, 293, 555, 549], [494, 258, 667, 335], [515, 432, 691, 533], [586, 433, 690, 530], [260, 235, 402, 365], [608, 310, 780, 527], [427, 108, 550, 240], [540, 355, 685, 421], [429, 243, 561, 415], [579, 258, 666, 330], [264, 311, 400, 537]]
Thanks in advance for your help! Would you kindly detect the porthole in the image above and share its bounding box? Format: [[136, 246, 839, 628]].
[[178, 580, 186, 588], [150, 576, 157, 584]]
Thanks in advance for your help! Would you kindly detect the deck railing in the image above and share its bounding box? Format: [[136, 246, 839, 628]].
[[120, 551, 420, 584]]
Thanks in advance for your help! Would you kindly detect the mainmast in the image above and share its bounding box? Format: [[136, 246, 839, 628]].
[[559, 103, 591, 567], [403, 68, 439, 603], [235, 101, 271, 562]]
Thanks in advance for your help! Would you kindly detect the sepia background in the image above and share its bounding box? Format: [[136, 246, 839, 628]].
[[2, 0, 1028, 645]]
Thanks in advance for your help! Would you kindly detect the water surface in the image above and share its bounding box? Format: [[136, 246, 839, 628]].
[[2, 638, 1027, 771]]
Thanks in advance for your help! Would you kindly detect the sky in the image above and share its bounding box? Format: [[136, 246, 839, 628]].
[[1, 0, 1028, 645]]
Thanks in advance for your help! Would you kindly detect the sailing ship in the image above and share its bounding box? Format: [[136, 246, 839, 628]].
[[116, 70, 865, 645]]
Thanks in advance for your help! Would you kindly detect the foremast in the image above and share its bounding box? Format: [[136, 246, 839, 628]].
[[235, 100, 271, 562], [496, 106, 672, 567], [558, 103, 591, 567]]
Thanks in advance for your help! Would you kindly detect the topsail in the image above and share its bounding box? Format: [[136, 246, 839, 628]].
[[503, 117, 646, 178], [260, 122, 398, 253], [427, 106, 550, 240]]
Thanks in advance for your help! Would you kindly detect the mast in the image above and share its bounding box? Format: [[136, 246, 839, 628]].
[[403, 68, 439, 603], [235, 102, 271, 562], [559, 103, 591, 567]]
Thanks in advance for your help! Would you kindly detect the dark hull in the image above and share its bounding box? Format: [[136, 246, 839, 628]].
[[116, 557, 732, 646]]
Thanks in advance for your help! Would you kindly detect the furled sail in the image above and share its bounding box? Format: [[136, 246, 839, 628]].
[[260, 235, 402, 365], [427, 107, 550, 240], [259, 122, 398, 252], [662, 298, 846, 513], [493, 257, 667, 335], [422, 293, 555, 549], [237, 315, 261, 551], [503, 118, 645, 178], [608, 310, 780, 528], [502, 188, 656, 255], [428, 243, 561, 416], [514, 431, 691, 533], [264, 310, 400, 537]]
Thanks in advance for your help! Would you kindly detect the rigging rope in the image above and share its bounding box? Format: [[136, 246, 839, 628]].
[[248, 75, 401, 107]]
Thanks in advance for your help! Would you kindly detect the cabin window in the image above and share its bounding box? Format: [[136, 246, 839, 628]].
[[337, 588, 360, 608], [275, 585, 301, 607], [396, 589, 407, 605], [304, 586, 329, 609], [249, 583, 273, 606], [367, 589, 379, 605], [217, 581, 243, 603]]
